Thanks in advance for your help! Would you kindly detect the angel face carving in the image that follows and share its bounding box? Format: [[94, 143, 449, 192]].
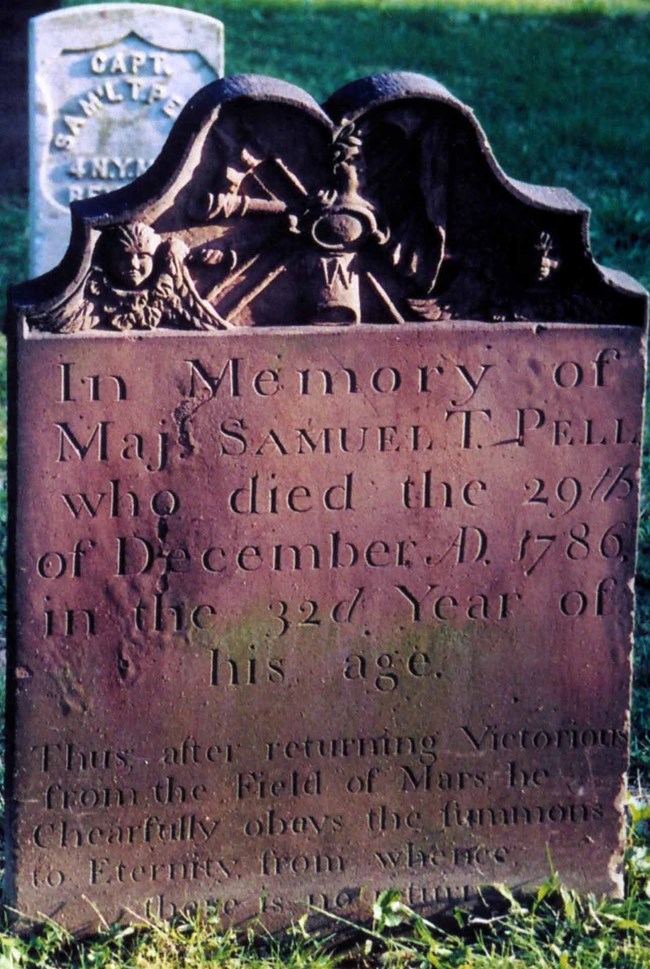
[[28, 221, 228, 334], [22, 74, 631, 336], [103, 223, 158, 290]]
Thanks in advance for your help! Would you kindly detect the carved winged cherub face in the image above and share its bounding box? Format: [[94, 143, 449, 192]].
[[103, 223, 159, 289]]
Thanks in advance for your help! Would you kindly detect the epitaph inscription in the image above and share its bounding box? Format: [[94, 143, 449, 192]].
[[30, 5, 224, 277], [8, 326, 643, 931], [8, 73, 647, 935]]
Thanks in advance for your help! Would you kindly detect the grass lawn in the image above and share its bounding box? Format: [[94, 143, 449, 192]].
[[1, 0, 649, 964]]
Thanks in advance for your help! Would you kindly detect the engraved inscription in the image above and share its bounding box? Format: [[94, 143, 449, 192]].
[[30, 10, 223, 276], [9, 324, 641, 932], [45, 40, 219, 207], [11, 70, 645, 935]]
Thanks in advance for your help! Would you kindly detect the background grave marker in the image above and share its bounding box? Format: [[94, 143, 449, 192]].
[[0, 0, 57, 194], [7, 72, 647, 935], [29, 3, 224, 277]]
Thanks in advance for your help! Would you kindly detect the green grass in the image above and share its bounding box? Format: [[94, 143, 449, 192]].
[[1, 0, 650, 964], [44, 0, 650, 299], [1, 865, 650, 967], [32, 0, 650, 301]]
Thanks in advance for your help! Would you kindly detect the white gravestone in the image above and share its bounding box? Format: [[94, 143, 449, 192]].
[[30, 4, 224, 277]]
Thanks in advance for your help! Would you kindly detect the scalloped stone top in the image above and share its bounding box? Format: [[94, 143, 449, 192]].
[[12, 72, 647, 332]]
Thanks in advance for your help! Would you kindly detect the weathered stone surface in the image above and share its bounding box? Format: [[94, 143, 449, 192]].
[[29, 3, 224, 277], [7, 73, 647, 935], [0, 0, 57, 193]]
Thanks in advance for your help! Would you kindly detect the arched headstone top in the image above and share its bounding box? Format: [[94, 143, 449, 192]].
[[14, 72, 647, 331]]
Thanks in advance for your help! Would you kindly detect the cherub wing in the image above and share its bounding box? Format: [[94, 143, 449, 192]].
[[27, 270, 106, 334], [152, 239, 232, 330]]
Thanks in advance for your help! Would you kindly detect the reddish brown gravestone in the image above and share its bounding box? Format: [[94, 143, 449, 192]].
[[6, 73, 648, 935]]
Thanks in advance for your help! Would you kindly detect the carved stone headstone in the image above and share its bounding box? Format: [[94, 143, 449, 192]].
[[7, 73, 647, 935], [29, 3, 224, 277], [0, 0, 57, 193]]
